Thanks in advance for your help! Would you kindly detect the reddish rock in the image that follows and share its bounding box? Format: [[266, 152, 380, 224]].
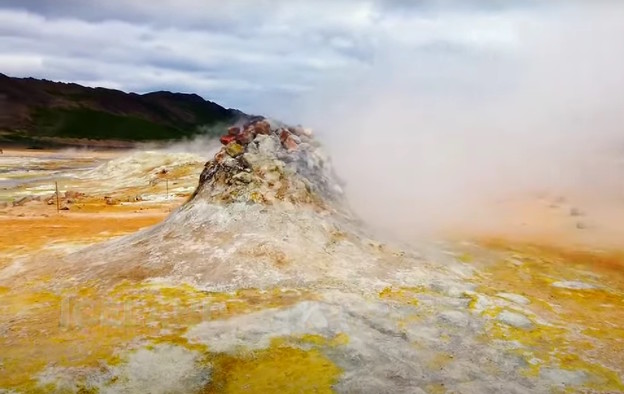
[[214, 150, 227, 164], [279, 129, 291, 143], [236, 129, 254, 145], [220, 134, 237, 145], [104, 196, 120, 206], [242, 124, 254, 135], [64, 190, 85, 199], [227, 126, 240, 135], [254, 120, 271, 135], [283, 135, 299, 152]]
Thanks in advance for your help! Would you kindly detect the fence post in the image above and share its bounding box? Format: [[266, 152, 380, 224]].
[[55, 181, 60, 214]]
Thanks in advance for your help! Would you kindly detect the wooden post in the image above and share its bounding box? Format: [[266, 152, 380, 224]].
[[166, 179, 169, 200], [55, 181, 60, 213]]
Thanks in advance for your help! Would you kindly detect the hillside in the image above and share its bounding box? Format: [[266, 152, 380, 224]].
[[0, 73, 246, 147]]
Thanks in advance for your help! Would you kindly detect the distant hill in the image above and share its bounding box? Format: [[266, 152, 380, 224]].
[[0, 73, 246, 148]]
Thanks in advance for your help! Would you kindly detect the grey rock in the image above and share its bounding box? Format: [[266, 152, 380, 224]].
[[552, 281, 596, 290], [497, 311, 533, 329], [439, 310, 470, 327], [496, 293, 530, 305]]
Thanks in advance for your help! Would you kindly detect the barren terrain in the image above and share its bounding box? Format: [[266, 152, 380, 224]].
[[1, 130, 623, 393]]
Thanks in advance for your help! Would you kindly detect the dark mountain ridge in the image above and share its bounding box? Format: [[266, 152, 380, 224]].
[[0, 73, 246, 147]]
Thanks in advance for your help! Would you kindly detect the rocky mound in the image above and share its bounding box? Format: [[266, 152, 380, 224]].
[[193, 118, 346, 211], [63, 118, 431, 290]]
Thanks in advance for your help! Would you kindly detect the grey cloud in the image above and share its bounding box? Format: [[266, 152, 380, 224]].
[[0, 2, 375, 112], [4, 0, 534, 23], [0, 1, 545, 115], [374, 0, 540, 13]]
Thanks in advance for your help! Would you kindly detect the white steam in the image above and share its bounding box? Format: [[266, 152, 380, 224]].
[[294, 3, 624, 239]]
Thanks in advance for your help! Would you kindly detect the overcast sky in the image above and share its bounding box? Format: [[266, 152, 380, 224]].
[[0, 0, 554, 117]]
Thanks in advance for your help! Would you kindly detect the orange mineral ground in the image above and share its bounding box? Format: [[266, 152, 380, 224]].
[[0, 144, 623, 393]]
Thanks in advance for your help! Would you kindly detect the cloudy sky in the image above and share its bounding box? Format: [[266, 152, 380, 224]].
[[0, 0, 555, 117]]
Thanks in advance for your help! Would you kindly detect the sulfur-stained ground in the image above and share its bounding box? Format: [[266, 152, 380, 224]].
[[0, 148, 623, 393]]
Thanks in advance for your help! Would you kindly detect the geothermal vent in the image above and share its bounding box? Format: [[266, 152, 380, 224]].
[[64, 117, 434, 290], [192, 119, 347, 211]]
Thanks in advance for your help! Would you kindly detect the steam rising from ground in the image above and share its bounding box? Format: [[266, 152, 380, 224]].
[[294, 3, 624, 238]]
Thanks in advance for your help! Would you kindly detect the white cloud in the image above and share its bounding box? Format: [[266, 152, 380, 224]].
[[0, 1, 526, 114], [0, 53, 44, 75]]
